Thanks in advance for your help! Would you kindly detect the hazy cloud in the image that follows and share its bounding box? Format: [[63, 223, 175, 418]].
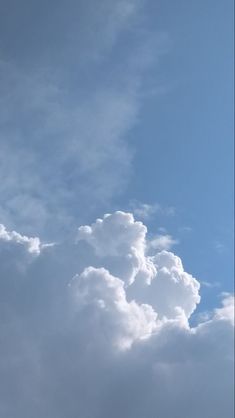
[[0, 0, 165, 238], [130, 200, 176, 220]]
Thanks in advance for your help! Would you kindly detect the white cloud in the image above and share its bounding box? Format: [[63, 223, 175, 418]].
[[0, 2, 232, 415], [78, 211, 200, 322], [71, 266, 157, 350], [0, 212, 233, 417], [201, 280, 221, 288], [130, 201, 176, 220], [0, 223, 41, 254], [149, 233, 178, 250], [77, 211, 156, 285], [130, 202, 161, 219], [133, 249, 200, 321]]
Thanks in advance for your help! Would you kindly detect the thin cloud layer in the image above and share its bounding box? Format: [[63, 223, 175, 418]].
[[0, 0, 163, 237], [0, 212, 233, 418], [149, 233, 178, 250]]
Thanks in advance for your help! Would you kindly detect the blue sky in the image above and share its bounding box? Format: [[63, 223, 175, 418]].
[[0, 0, 233, 308], [0, 1, 234, 417], [122, 0, 234, 313]]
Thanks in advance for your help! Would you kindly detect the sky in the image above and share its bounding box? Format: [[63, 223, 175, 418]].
[[0, 1, 234, 417]]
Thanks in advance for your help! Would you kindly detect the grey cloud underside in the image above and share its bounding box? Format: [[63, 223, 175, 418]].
[[0, 212, 234, 418]]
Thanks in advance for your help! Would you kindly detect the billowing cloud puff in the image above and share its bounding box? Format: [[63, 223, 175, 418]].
[[71, 267, 157, 349], [78, 212, 200, 322], [129, 250, 200, 321], [0, 212, 233, 418], [0, 223, 41, 254], [77, 211, 156, 285]]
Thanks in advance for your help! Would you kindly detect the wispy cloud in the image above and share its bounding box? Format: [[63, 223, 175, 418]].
[[0, 1, 166, 238], [178, 225, 193, 233], [130, 200, 176, 220], [149, 234, 179, 251], [200, 280, 221, 289], [214, 240, 226, 254]]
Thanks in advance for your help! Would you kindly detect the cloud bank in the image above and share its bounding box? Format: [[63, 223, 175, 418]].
[[0, 211, 233, 418]]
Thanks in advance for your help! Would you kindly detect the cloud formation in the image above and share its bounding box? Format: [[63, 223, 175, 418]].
[[0, 211, 233, 418], [0, 0, 163, 238], [130, 201, 176, 220], [0, 223, 41, 254], [149, 233, 178, 250], [77, 211, 156, 285]]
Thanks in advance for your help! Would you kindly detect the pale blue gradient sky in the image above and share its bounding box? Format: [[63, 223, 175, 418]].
[[0, 0, 233, 314]]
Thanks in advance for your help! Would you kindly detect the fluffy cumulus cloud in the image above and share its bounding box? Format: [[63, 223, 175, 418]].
[[77, 211, 156, 285], [77, 212, 200, 322], [71, 266, 157, 350], [0, 211, 233, 418]]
